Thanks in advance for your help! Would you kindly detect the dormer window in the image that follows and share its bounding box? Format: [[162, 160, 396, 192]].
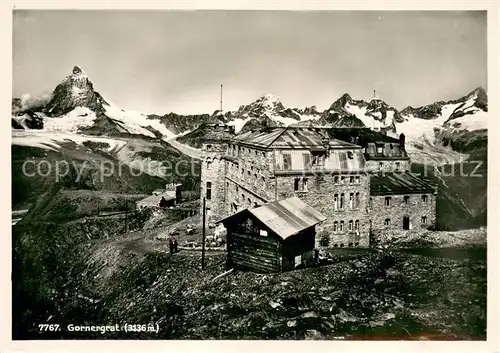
[[376, 146, 383, 154], [206, 144, 212, 151]]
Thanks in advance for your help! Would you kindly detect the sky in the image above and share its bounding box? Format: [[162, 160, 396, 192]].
[[12, 10, 487, 115]]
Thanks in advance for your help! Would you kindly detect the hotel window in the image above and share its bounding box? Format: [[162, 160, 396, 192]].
[[206, 160, 212, 170], [404, 196, 410, 205], [355, 192, 360, 208], [350, 176, 354, 184], [347, 151, 354, 159], [283, 153, 292, 171], [355, 176, 360, 184], [303, 153, 312, 169], [385, 197, 391, 206], [294, 178, 300, 191], [349, 193, 354, 209], [313, 153, 325, 166], [354, 220, 359, 231], [333, 221, 338, 233], [303, 178, 308, 191], [206, 182, 212, 200], [334, 176, 339, 184], [422, 195, 428, 203], [384, 218, 390, 226], [348, 220, 353, 232], [339, 221, 344, 233], [421, 216, 427, 224], [340, 193, 345, 209], [334, 194, 339, 210]]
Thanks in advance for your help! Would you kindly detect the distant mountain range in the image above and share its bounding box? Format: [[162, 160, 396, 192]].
[[12, 65, 487, 146]]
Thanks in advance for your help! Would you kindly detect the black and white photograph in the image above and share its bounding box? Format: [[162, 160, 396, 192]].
[[8, 6, 495, 343]]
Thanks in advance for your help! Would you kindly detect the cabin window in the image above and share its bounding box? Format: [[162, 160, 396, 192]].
[[339, 221, 344, 233], [422, 195, 428, 203], [421, 216, 427, 224], [333, 221, 338, 233], [385, 197, 391, 206], [348, 220, 353, 232], [294, 255, 302, 267], [340, 193, 345, 209], [206, 182, 212, 200], [294, 178, 300, 191], [404, 196, 410, 205], [259, 229, 268, 237], [283, 153, 292, 170], [384, 218, 390, 226], [355, 220, 359, 231]]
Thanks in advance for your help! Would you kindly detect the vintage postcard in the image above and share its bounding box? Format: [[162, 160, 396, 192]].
[[3, 2, 499, 352]]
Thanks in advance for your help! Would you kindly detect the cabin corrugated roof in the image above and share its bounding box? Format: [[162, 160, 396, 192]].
[[216, 196, 326, 240], [370, 172, 437, 195]]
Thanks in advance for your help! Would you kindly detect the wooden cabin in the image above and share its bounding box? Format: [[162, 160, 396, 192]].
[[218, 196, 326, 273]]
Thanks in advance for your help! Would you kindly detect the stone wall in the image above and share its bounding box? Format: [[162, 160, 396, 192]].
[[200, 142, 228, 223], [369, 192, 436, 242], [275, 173, 371, 248]]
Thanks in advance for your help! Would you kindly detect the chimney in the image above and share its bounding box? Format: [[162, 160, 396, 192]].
[[399, 133, 406, 148]]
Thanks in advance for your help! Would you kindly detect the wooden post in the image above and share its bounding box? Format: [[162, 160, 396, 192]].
[[202, 197, 206, 270]]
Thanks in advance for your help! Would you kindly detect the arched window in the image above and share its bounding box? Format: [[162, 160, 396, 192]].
[[340, 193, 345, 209], [334, 194, 339, 210], [348, 220, 353, 232], [333, 221, 338, 233], [339, 221, 344, 232]]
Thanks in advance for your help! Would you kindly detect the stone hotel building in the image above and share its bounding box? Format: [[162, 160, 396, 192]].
[[200, 125, 437, 248]]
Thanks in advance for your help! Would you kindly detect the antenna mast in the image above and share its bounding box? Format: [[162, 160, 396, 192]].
[[373, 89, 376, 99], [220, 84, 223, 113]]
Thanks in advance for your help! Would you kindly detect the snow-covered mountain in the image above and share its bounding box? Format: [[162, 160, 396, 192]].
[[12, 66, 182, 140], [225, 94, 322, 133], [316, 93, 403, 133]]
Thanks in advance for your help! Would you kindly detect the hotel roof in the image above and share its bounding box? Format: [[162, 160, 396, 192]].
[[370, 172, 437, 195]]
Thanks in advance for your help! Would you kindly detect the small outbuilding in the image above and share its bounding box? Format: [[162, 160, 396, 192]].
[[136, 191, 177, 210], [218, 196, 326, 273]]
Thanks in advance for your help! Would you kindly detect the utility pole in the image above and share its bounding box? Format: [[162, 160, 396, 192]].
[[201, 197, 206, 270]]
